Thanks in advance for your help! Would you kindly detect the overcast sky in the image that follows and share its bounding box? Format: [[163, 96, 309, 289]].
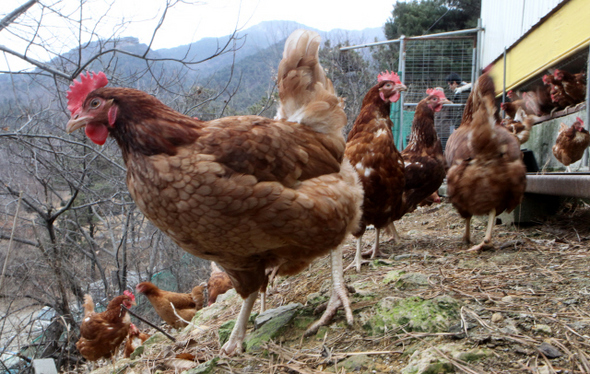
[[2, 0, 395, 71]]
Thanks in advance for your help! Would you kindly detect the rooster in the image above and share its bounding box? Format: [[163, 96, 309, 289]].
[[76, 291, 136, 363], [123, 323, 150, 358], [445, 72, 526, 252], [136, 282, 204, 329], [552, 117, 590, 172], [344, 71, 407, 272], [65, 29, 362, 355]]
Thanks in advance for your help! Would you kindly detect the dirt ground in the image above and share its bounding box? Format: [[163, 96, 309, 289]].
[[72, 197, 590, 374]]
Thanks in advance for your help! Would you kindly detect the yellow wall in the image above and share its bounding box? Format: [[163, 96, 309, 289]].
[[488, 0, 590, 94]]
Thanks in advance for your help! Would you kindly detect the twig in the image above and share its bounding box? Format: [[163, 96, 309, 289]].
[[122, 305, 176, 342], [170, 302, 194, 328]]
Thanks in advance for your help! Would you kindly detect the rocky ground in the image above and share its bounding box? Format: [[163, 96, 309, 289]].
[[76, 197, 590, 374]]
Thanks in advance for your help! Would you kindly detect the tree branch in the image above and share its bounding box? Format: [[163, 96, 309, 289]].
[[0, 0, 37, 33]]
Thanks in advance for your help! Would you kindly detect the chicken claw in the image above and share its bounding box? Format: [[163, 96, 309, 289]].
[[465, 209, 496, 253], [345, 237, 370, 272], [305, 247, 353, 336], [220, 291, 258, 356]]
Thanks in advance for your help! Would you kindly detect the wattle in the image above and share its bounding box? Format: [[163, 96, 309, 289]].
[[86, 123, 109, 145], [389, 92, 400, 103]]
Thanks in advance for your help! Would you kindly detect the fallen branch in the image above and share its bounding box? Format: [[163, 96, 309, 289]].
[[122, 305, 176, 342]]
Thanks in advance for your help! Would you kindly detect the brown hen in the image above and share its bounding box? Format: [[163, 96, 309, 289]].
[[136, 282, 202, 329], [123, 323, 150, 358], [344, 71, 407, 272], [400, 88, 449, 214], [65, 29, 362, 355], [76, 291, 135, 363], [445, 72, 526, 252], [207, 262, 233, 306], [552, 117, 590, 172]]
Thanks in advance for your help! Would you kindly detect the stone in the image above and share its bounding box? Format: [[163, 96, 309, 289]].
[[255, 303, 302, 328], [533, 324, 552, 335], [402, 343, 491, 374], [366, 295, 460, 335], [245, 303, 301, 351], [183, 358, 219, 374], [491, 312, 503, 323], [32, 359, 57, 374], [537, 342, 562, 359]]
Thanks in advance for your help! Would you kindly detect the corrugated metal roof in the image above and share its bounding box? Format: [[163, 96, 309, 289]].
[[481, 0, 565, 66], [484, 0, 590, 94]]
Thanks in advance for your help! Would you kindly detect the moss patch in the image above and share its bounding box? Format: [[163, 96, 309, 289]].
[[366, 295, 460, 335]]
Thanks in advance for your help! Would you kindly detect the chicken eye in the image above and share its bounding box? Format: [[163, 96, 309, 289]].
[[89, 98, 101, 108]]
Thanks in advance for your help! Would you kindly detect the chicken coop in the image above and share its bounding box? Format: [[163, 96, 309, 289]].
[[343, 0, 590, 220]]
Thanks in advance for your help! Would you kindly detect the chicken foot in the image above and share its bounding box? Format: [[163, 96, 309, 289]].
[[220, 291, 258, 356], [305, 246, 353, 336], [260, 265, 280, 313], [466, 209, 496, 252], [345, 236, 369, 272]]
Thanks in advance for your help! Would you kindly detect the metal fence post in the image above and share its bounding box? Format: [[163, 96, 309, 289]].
[[398, 35, 406, 150]]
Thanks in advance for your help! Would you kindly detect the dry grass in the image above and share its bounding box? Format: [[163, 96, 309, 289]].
[[68, 198, 590, 374]]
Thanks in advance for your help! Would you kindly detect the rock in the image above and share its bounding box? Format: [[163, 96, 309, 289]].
[[183, 357, 219, 374], [255, 303, 302, 328], [402, 343, 490, 374], [340, 354, 373, 372], [533, 324, 552, 335], [306, 292, 328, 305], [501, 296, 514, 303], [192, 300, 230, 326], [383, 270, 405, 285], [491, 312, 503, 323], [500, 319, 520, 335], [382, 271, 429, 289], [245, 303, 301, 351], [537, 342, 562, 358], [366, 295, 460, 335], [218, 320, 235, 347]]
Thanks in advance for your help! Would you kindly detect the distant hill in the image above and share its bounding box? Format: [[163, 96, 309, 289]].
[[0, 20, 385, 115]]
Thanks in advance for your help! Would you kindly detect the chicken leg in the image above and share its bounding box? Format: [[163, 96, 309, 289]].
[[305, 246, 353, 336], [220, 291, 258, 356], [466, 209, 496, 252], [463, 216, 472, 243], [345, 236, 366, 272]]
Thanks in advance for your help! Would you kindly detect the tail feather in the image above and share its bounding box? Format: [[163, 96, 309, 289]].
[[82, 294, 94, 317], [276, 29, 345, 135], [468, 73, 501, 154]]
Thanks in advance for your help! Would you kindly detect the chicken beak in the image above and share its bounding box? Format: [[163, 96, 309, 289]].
[[397, 83, 408, 92], [66, 115, 90, 134], [440, 99, 452, 105]]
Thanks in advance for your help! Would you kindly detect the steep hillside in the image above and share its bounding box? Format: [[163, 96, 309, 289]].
[[73, 199, 590, 374]]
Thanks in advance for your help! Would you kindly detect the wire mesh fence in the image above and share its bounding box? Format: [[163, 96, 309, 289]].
[[395, 36, 476, 150]]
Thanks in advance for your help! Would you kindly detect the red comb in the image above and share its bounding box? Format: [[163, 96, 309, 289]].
[[378, 70, 401, 84], [66, 71, 108, 115], [124, 290, 135, 301], [426, 87, 447, 100]]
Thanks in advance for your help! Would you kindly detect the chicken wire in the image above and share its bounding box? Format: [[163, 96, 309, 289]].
[[397, 37, 477, 150]]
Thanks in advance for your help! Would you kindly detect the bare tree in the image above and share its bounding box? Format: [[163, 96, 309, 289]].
[[0, 1, 238, 371]]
